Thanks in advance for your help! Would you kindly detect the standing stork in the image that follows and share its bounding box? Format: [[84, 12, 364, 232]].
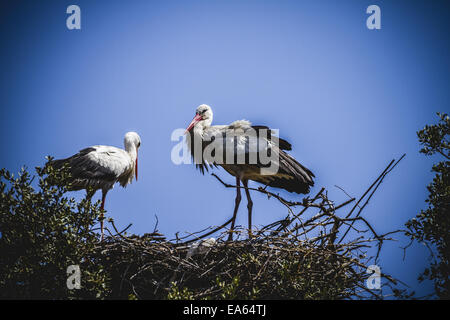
[[50, 132, 141, 241], [185, 104, 314, 240]]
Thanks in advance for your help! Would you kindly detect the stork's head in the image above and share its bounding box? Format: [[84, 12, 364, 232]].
[[124, 131, 141, 181], [185, 104, 213, 133]]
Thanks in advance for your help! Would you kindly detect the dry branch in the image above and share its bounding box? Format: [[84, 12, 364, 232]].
[[80, 155, 407, 299]]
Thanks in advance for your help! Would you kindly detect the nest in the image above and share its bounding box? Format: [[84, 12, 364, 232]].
[[86, 229, 390, 299], [84, 156, 404, 299]]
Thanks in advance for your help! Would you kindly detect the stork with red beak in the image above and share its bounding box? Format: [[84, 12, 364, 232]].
[[50, 131, 141, 241], [185, 104, 314, 240]]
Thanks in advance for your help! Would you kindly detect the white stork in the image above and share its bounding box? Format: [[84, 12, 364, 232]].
[[185, 104, 314, 240], [50, 131, 141, 240]]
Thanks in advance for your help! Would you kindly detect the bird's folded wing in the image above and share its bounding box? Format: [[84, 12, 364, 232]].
[[69, 146, 131, 181]]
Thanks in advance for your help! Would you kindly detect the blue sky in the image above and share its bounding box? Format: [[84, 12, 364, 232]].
[[1, 0, 449, 297]]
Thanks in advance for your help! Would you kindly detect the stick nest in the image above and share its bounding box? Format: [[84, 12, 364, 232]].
[[83, 156, 407, 299]]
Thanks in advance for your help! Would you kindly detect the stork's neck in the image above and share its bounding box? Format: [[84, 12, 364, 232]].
[[125, 143, 137, 161], [193, 119, 212, 136]]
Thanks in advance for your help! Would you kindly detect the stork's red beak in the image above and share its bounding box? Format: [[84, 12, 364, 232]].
[[185, 114, 202, 134], [135, 155, 138, 181]]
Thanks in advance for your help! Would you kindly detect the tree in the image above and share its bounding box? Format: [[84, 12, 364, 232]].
[[0, 160, 107, 299], [1, 157, 407, 299], [405, 112, 450, 299]]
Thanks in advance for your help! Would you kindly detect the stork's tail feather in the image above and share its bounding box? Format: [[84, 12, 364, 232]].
[[264, 175, 312, 194], [274, 150, 315, 194]]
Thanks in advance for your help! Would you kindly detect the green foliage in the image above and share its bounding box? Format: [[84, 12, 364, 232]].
[[216, 276, 240, 300], [0, 158, 404, 300], [417, 113, 450, 158], [405, 112, 450, 299], [0, 159, 106, 299], [167, 282, 195, 300]]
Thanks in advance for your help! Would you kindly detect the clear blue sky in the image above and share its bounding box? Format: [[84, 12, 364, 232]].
[[1, 0, 449, 298]]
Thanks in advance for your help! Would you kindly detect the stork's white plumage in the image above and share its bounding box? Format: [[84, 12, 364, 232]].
[[51, 132, 141, 240], [185, 104, 314, 240]]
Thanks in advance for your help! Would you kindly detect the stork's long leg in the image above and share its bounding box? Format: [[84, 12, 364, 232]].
[[227, 176, 241, 241], [242, 179, 253, 238], [100, 190, 107, 241]]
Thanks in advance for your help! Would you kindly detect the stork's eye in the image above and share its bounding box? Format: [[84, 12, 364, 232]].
[[201, 109, 207, 114], [137, 142, 141, 148]]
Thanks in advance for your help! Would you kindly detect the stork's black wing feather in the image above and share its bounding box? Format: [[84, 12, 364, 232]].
[[188, 130, 216, 175], [249, 147, 315, 194], [251, 125, 292, 151], [50, 147, 117, 190]]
